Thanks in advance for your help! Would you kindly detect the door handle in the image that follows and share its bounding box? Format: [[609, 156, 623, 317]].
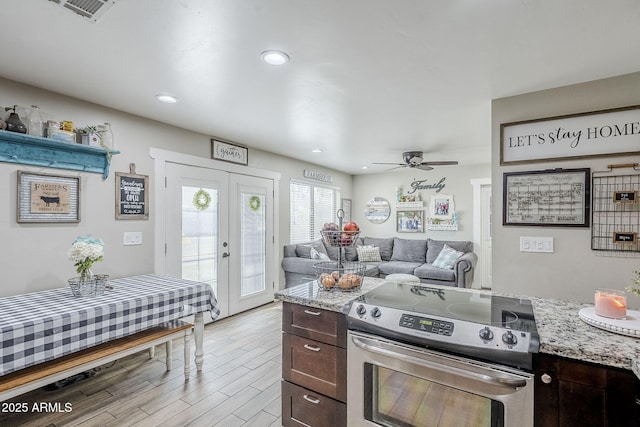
[[222, 252, 230, 258]]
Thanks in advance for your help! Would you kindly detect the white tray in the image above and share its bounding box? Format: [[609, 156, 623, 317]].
[[578, 306, 640, 338]]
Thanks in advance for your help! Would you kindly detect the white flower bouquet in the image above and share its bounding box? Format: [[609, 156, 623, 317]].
[[68, 235, 104, 280]]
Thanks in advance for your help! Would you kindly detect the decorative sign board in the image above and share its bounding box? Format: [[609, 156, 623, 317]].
[[115, 164, 149, 220], [211, 139, 248, 165], [501, 105, 640, 165], [17, 171, 80, 223], [407, 177, 446, 194], [304, 169, 333, 183], [503, 168, 590, 227]]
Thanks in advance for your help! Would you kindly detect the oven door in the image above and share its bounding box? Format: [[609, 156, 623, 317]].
[[347, 331, 534, 427]]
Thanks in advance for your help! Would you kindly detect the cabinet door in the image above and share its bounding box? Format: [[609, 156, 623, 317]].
[[282, 302, 347, 347], [282, 380, 346, 427]]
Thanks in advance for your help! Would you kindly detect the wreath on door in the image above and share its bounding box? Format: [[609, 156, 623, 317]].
[[248, 195, 261, 211], [193, 189, 211, 211]]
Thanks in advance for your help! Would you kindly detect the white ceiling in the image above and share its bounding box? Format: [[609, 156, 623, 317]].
[[1, 0, 640, 175]]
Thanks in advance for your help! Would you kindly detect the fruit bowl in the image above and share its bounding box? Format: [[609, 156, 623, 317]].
[[314, 261, 365, 291], [320, 230, 360, 247]]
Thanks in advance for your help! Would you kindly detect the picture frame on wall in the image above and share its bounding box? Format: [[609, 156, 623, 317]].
[[430, 194, 455, 220], [17, 171, 80, 223], [115, 168, 149, 220], [341, 198, 352, 222], [503, 168, 590, 227], [397, 210, 424, 233], [211, 139, 248, 165]]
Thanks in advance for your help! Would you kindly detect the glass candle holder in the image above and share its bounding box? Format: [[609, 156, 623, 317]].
[[594, 289, 627, 319]]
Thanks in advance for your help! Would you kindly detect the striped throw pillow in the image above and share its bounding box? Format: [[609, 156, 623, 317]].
[[432, 244, 464, 269], [356, 245, 382, 262]]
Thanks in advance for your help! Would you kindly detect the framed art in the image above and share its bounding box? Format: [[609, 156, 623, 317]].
[[17, 171, 80, 223], [430, 194, 455, 220], [211, 139, 248, 165], [503, 168, 590, 227], [365, 197, 391, 224], [500, 105, 640, 165], [341, 198, 352, 222], [397, 210, 424, 233], [115, 168, 149, 220]]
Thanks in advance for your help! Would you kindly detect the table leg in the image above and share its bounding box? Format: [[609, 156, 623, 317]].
[[183, 328, 191, 380], [194, 312, 204, 372], [165, 340, 173, 370]]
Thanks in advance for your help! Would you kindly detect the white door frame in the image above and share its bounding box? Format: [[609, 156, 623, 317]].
[[471, 178, 491, 289], [150, 148, 280, 294]]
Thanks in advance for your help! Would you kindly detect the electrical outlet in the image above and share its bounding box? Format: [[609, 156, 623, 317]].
[[123, 232, 142, 246]]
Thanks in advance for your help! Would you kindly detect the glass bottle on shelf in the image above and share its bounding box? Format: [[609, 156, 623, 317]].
[[97, 122, 114, 151], [27, 105, 44, 137]]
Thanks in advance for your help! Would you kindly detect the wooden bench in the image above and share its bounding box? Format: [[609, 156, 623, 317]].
[[0, 321, 192, 402]]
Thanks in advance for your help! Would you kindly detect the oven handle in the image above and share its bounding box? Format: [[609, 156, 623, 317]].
[[351, 335, 528, 389]]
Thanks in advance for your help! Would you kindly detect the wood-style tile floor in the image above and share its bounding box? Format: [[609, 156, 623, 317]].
[[1, 302, 283, 427]]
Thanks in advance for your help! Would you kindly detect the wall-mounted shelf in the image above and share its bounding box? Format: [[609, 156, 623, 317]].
[[0, 130, 119, 180], [426, 224, 458, 231], [396, 201, 423, 208]]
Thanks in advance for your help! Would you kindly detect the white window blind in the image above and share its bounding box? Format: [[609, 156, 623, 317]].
[[290, 179, 341, 243]]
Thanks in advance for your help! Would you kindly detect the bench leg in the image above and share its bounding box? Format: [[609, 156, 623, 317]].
[[194, 312, 204, 372], [183, 328, 191, 380], [165, 340, 173, 371]]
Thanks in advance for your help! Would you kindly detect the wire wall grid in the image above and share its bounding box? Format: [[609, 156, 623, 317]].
[[591, 169, 640, 252]]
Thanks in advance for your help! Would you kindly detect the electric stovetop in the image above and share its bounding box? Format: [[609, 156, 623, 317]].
[[345, 282, 540, 370]]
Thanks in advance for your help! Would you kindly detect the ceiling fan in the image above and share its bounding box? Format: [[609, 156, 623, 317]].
[[373, 151, 459, 171]]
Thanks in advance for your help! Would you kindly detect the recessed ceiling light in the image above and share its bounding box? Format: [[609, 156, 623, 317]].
[[156, 94, 178, 104], [261, 50, 290, 66], [311, 148, 323, 153], [361, 166, 369, 169]]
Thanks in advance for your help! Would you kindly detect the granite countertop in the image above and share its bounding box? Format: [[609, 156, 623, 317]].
[[275, 277, 640, 378]]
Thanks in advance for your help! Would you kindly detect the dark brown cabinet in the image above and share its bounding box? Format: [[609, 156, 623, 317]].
[[534, 353, 640, 427], [281, 302, 347, 427]]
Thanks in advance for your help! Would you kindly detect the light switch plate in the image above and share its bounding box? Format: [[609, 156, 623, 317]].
[[520, 236, 553, 253], [123, 231, 142, 246]]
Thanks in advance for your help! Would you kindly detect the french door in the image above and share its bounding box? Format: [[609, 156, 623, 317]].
[[165, 163, 275, 319]]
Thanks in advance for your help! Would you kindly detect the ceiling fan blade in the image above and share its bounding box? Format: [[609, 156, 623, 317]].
[[421, 161, 459, 166], [416, 164, 434, 171], [385, 165, 406, 171], [372, 162, 405, 166]]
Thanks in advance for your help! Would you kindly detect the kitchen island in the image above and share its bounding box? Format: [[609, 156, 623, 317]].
[[276, 277, 640, 374]]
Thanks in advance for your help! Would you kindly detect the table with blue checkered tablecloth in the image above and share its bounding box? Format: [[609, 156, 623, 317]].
[[0, 274, 219, 377]]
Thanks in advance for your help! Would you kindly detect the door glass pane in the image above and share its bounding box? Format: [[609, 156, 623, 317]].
[[240, 191, 265, 297], [182, 186, 218, 295]]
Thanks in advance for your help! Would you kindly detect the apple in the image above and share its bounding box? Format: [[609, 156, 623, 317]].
[[340, 233, 353, 245], [343, 221, 359, 232]]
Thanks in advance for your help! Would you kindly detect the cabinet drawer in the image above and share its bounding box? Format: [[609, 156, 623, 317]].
[[282, 380, 346, 427], [282, 333, 347, 402], [283, 302, 347, 347]]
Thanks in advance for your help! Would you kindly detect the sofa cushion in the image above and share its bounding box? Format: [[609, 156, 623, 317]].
[[378, 261, 423, 275], [390, 238, 427, 263], [325, 238, 361, 261], [281, 257, 318, 275], [362, 237, 394, 261], [356, 245, 382, 262], [295, 241, 328, 259], [413, 264, 456, 281], [432, 244, 464, 269], [310, 247, 330, 260], [426, 239, 472, 264]]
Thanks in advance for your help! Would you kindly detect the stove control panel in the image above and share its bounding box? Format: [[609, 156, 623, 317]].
[[399, 314, 454, 336]]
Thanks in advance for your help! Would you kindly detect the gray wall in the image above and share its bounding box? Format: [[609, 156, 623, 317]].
[[0, 77, 352, 296], [491, 71, 640, 306]]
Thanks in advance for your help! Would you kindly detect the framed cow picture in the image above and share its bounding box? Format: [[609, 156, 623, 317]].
[[17, 171, 80, 223]]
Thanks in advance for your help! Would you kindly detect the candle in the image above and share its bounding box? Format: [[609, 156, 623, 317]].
[[594, 289, 627, 319]]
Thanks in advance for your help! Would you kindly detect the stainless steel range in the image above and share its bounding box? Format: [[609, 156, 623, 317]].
[[345, 282, 539, 427]]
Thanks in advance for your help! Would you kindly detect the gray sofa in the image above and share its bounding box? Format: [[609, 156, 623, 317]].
[[281, 236, 477, 288]]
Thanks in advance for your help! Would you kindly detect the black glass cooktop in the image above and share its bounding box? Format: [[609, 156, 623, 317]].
[[355, 282, 536, 332]]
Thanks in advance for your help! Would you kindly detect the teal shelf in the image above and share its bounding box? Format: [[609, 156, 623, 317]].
[[0, 129, 119, 179]]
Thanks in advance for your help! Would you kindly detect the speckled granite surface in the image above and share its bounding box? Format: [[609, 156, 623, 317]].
[[275, 278, 640, 378]]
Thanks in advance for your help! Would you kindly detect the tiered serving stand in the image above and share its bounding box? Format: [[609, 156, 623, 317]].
[[314, 209, 365, 291]]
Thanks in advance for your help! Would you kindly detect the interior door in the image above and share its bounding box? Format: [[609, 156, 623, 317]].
[[165, 163, 275, 318]]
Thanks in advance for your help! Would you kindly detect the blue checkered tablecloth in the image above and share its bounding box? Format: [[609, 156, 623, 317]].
[[0, 274, 219, 376]]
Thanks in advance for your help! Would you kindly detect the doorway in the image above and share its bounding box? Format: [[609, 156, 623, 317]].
[[152, 149, 280, 320], [472, 178, 492, 289]]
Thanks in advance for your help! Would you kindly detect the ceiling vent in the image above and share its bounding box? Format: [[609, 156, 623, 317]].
[[48, 0, 118, 23]]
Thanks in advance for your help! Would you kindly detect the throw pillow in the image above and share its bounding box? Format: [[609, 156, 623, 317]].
[[432, 244, 464, 269], [356, 245, 382, 262], [390, 238, 428, 263], [295, 242, 328, 259], [310, 247, 330, 260], [362, 237, 394, 261]]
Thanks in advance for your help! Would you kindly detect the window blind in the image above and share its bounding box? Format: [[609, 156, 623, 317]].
[[290, 179, 341, 244]]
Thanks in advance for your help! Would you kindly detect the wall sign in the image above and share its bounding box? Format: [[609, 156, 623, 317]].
[[503, 168, 590, 227], [407, 177, 446, 194], [116, 164, 149, 220], [304, 169, 333, 183], [212, 139, 248, 165], [17, 171, 80, 223], [501, 105, 640, 165]]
